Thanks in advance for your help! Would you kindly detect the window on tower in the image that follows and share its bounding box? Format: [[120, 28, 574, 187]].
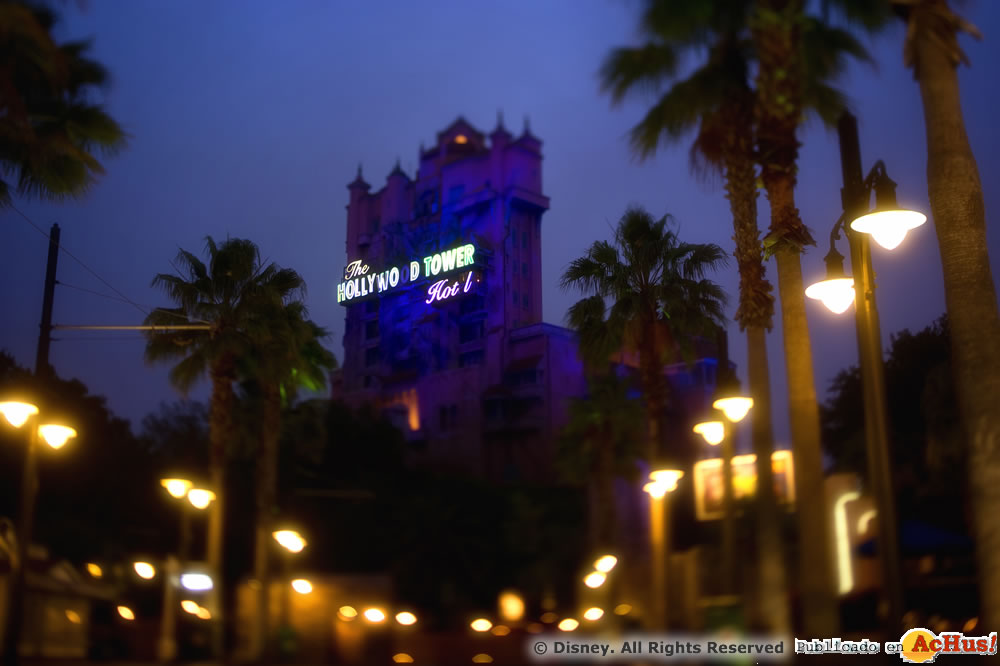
[[522, 231, 528, 248], [460, 321, 484, 343]]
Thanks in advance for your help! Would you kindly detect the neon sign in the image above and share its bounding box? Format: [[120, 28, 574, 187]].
[[426, 272, 475, 305], [337, 243, 478, 305]]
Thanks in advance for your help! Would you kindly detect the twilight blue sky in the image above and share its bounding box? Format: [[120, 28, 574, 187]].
[[1, 1, 999, 448]]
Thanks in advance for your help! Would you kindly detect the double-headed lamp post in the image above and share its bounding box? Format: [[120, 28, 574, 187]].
[[272, 528, 307, 644], [0, 399, 76, 666], [157, 478, 215, 662], [804, 111, 925, 638], [643, 470, 683, 629]]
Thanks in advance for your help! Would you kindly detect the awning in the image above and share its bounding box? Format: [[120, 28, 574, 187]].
[[857, 520, 973, 557]]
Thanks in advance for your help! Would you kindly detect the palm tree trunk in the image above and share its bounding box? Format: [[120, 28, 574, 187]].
[[746, 325, 790, 632], [594, 428, 617, 552], [723, 98, 791, 632], [772, 244, 838, 635], [754, 0, 838, 635], [253, 385, 282, 660], [208, 359, 235, 658], [914, 17, 1000, 629], [640, 313, 667, 464]]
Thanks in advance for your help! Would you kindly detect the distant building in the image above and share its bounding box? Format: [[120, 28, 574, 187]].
[[332, 116, 725, 482]]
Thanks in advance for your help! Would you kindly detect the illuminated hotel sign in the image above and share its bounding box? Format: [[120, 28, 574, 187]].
[[336, 243, 478, 305]]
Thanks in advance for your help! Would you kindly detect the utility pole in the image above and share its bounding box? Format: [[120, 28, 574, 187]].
[[837, 112, 904, 639], [35, 224, 60, 377], [3, 224, 60, 666]]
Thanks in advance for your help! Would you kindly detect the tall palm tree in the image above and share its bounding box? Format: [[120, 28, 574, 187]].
[[750, 0, 879, 634], [240, 301, 335, 660], [562, 207, 728, 466], [600, 0, 791, 632], [892, 0, 1000, 628], [144, 237, 304, 653], [0, 1, 126, 206], [557, 371, 643, 553]]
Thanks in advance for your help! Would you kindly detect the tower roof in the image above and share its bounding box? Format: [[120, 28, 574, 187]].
[[388, 158, 409, 180], [436, 116, 485, 145], [348, 164, 370, 189]]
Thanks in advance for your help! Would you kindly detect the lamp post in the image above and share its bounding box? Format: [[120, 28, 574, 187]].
[[0, 400, 76, 666], [714, 391, 754, 597], [157, 479, 215, 662], [272, 528, 307, 653], [643, 470, 682, 629], [804, 111, 925, 638]]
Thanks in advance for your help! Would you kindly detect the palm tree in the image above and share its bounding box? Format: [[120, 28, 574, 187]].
[[144, 237, 305, 653], [557, 371, 643, 553], [750, 0, 882, 634], [561, 207, 728, 466], [891, 0, 1000, 629], [239, 301, 335, 660], [0, 1, 126, 206], [600, 0, 791, 632]]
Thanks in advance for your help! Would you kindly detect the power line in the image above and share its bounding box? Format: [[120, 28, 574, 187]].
[[57, 280, 135, 306], [9, 204, 210, 325]]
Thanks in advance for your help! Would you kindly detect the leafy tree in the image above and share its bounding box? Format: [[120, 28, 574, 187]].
[[557, 372, 643, 553], [144, 237, 304, 651], [561, 206, 728, 466], [0, 1, 126, 206], [821, 316, 964, 528], [890, 0, 1000, 628]]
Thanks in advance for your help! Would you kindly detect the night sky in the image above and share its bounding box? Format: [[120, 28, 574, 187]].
[[2, 1, 999, 449]]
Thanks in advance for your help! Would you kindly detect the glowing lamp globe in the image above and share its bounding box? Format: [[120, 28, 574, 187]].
[[498, 590, 525, 622], [38, 424, 75, 449], [649, 469, 684, 492], [850, 209, 926, 251], [180, 600, 200, 614], [642, 481, 666, 499], [187, 488, 216, 510], [805, 277, 856, 314], [291, 579, 313, 594], [594, 554, 617, 573], [693, 421, 725, 446], [583, 571, 606, 588], [470, 618, 492, 632], [558, 618, 579, 632], [272, 529, 306, 553], [363, 608, 386, 623], [0, 401, 38, 428], [583, 607, 604, 621], [133, 561, 156, 579], [160, 478, 193, 499], [713, 397, 753, 423], [395, 611, 417, 625]]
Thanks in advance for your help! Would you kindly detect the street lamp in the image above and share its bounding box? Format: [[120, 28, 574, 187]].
[[157, 477, 214, 663], [692, 421, 725, 446], [272, 527, 307, 643], [0, 397, 76, 666], [848, 164, 926, 251], [711, 383, 754, 596], [804, 111, 915, 637], [643, 469, 683, 629]]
